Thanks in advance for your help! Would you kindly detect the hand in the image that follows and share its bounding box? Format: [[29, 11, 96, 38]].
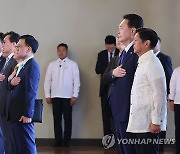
[[112, 66, 126, 77], [70, 97, 77, 106], [46, 97, 52, 104], [169, 100, 174, 111], [0, 74, 5, 82], [150, 123, 161, 134], [8, 70, 16, 81], [19, 116, 32, 123], [11, 77, 21, 86]]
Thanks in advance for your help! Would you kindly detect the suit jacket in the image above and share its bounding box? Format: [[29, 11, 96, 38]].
[[102, 46, 138, 123], [95, 48, 119, 96], [0, 57, 17, 115], [157, 52, 173, 94], [9, 58, 40, 122], [0, 56, 6, 72]]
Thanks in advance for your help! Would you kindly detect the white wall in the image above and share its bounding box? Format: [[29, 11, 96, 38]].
[[0, 0, 179, 139]]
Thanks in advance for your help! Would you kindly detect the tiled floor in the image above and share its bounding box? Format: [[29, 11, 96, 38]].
[[37, 146, 175, 154]]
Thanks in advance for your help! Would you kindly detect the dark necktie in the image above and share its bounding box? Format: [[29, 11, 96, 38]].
[[119, 50, 126, 65], [110, 53, 113, 61]]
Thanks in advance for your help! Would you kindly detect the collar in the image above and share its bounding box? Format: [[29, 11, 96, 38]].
[[22, 55, 34, 66], [124, 42, 133, 53], [138, 50, 154, 64], [17, 61, 24, 67], [108, 50, 115, 55], [58, 57, 69, 63], [154, 50, 160, 56], [0, 52, 2, 57], [7, 52, 14, 60]]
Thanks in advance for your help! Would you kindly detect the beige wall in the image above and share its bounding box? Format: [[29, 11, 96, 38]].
[[1, 0, 179, 139]]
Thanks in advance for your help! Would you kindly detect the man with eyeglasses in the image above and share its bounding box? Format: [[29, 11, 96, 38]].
[[0, 31, 19, 154], [8, 35, 40, 154]]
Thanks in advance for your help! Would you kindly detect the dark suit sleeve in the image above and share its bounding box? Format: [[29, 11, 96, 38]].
[[95, 52, 106, 74], [101, 57, 117, 86], [24, 63, 40, 118], [163, 56, 173, 94]]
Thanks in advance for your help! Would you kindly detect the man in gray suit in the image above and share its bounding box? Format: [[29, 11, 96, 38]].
[[0, 31, 19, 154]]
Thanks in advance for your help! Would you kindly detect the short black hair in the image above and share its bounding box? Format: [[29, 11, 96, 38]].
[[57, 43, 68, 50], [136, 28, 158, 49], [123, 14, 144, 29], [105, 35, 116, 45], [3, 31, 20, 43], [0, 32, 4, 42], [20, 35, 39, 53]]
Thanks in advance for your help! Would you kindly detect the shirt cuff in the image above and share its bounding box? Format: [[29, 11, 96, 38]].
[[45, 93, 51, 98], [72, 93, 78, 98], [168, 95, 174, 101], [152, 116, 161, 125]]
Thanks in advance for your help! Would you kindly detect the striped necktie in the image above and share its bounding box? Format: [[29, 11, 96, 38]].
[[0, 57, 10, 73]]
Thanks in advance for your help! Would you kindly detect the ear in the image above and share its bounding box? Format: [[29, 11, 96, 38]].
[[131, 28, 136, 35], [27, 46, 32, 53], [144, 40, 151, 48]]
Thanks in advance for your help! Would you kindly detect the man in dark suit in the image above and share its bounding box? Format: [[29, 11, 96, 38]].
[[0, 31, 19, 154], [0, 32, 5, 72], [154, 37, 173, 153], [95, 35, 119, 136], [102, 14, 144, 154], [8, 35, 40, 154]]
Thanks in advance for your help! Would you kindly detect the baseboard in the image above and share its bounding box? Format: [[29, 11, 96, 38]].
[[35, 138, 175, 149], [36, 138, 102, 146]]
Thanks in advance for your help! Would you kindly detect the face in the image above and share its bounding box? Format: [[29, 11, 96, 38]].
[[57, 46, 68, 59], [105, 44, 116, 52], [15, 39, 30, 60], [117, 19, 135, 45], [2, 35, 16, 58], [133, 33, 146, 56]]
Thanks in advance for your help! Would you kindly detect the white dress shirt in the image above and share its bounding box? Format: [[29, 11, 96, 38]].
[[118, 42, 133, 56], [5, 53, 14, 64], [0, 52, 2, 57], [108, 50, 115, 62], [127, 50, 167, 133], [16, 55, 34, 76], [169, 66, 180, 104], [125, 42, 133, 53], [44, 57, 80, 99]]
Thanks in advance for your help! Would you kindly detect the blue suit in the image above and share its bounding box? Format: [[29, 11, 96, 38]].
[[9, 58, 40, 154], [103, 46, 138, 154]]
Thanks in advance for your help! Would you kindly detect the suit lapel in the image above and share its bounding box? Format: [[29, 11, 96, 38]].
[[115, 48, 120, 56], [121, 46, 134, 66], [105, 50, 109, 64], [157, 52, 161, 60], [18, 59, 32, 77]]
